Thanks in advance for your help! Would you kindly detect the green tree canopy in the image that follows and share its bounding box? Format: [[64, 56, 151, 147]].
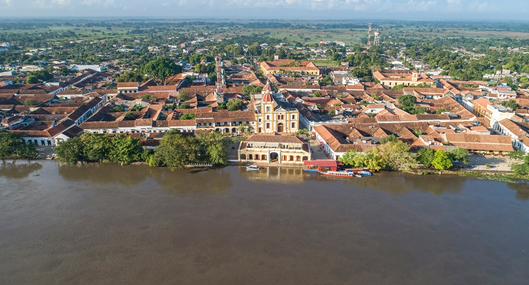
[[80, 134, 111, 162], [142, 57, 182, 83], [0, 132, 37, 161], [417, 148, 436, 168], [56, 137, 85, 165], [432, 150, 454, 171], [154, 131, 199, 170], [226, 99, 245, 111], [108, 135, 144, 166]]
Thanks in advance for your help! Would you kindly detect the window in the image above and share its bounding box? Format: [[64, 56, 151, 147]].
[[291, 122, 296, 128], [266, 115, 270, 120], [266, 123, 270, 129], [291, 114, 296, 120]]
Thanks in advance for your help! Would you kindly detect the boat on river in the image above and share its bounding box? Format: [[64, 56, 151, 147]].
[[319, 169, 373, 178], [320, 171, 361, 178], [246, 164, 261, 171]]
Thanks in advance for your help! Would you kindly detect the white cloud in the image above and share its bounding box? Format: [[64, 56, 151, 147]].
[[0, 0, 526, 19]]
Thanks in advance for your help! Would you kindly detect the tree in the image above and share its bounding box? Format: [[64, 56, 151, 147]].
[[243, 85, 263, 97], [339, 150, 384, 172], [373, 141, 418, 172], [431, 150, 454, 171], [154, 131, 198, 170], [0, 131, 37, 161], [142, 57, 182, 83], [340, 151, 368, 168], [199, 132, 227, 166], [398, 95, 418, 113], [319, 75, 334, 86], [417, 149, 436, 168], [108, 135, 143, 166], [512, 155, 529, 176], [501, 99, 520, 111], [448, 148, 470, 166], [180, 114, 196, 120], [117, 70, 144, 83], [80, 134, 111, 162], [15, 144, 38, 161], [226, 99, 245, 111], [56, 138, 85, 165], [26, 70, 52, 84]]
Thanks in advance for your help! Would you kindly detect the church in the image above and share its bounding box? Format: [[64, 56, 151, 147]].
[[253, 82, 300, 134]]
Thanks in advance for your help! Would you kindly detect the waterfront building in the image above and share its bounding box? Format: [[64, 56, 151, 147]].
[[238, 134, 311, 166]]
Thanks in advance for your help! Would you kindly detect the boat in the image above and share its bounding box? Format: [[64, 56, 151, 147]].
[[356, 170, 374, 177], [319, 171, 359, 178], [246, 164, 261, 171]]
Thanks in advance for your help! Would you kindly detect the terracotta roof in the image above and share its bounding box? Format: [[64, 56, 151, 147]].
[[117, 82, 139, 88], [246, 134, 303, 144], [445, 133, 514, 152]]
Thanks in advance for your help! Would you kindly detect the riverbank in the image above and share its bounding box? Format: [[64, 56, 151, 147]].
[[18, 156, 529, 185], [410, 168, 529, 184]]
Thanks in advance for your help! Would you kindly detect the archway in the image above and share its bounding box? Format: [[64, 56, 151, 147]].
[[277, 123, 284, 133], [270, 152, 279, 162]]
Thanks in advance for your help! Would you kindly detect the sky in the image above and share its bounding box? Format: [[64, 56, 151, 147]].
[[0, 0, 528, 21]]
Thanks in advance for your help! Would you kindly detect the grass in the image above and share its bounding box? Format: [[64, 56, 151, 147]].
[[313, 59, 342, 67]]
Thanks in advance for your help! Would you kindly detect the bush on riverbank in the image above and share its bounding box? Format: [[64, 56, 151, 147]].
[[56, 134, 144, 166], [55, 131, 228, 169], [0, 131, 38, 161], [512, 154, 529, 176], [339, 141, 417, 172], [340, 141, 469, 172], [149, 131, 227, 170]]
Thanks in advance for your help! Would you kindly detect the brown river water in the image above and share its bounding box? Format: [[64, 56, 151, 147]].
[[0, 161, 528, 285]]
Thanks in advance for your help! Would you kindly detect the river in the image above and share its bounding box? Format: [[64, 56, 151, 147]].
[[0, 161, 528, 285]]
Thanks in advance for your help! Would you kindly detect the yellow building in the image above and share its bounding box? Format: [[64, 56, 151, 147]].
[[238, 134, 311, 166], [254, 82, 299, 134], [373, 70, 434, 88], [260, 60, 320, 76]]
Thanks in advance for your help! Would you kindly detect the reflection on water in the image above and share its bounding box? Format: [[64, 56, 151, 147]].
[[507, 182, 529, 201], [0, 161, 42, 179], [57, 163, 232, 194], [1, 161, 529, 285], [1, 161, 527, 198], [242, 166, 306, 184]]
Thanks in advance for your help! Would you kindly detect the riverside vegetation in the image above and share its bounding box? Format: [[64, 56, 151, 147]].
[[55, 131, 227, 169], [339, 140, 529, 183], [3, 130, 528, 181], [0, 131, 38, 162], [338, 140, 469, 172]]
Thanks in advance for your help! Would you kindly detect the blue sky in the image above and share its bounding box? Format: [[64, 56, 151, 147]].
[[0, 0, 528, 20]]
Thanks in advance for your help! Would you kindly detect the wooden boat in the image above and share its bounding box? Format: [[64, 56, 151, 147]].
[[246, 164, 261, 171]]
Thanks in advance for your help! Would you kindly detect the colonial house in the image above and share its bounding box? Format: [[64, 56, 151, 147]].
[[260, 60, 320, 76], [373, 70, 434, 88], [117, 82, 140, 94], [495, 119, 529, 153], [238, 134, 311, 166]]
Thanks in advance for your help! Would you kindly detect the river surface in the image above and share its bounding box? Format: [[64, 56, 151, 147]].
[[0, 161, 528, 285]]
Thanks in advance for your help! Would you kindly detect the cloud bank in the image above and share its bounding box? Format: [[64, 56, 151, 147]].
[[0, 0, 527, 20]]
